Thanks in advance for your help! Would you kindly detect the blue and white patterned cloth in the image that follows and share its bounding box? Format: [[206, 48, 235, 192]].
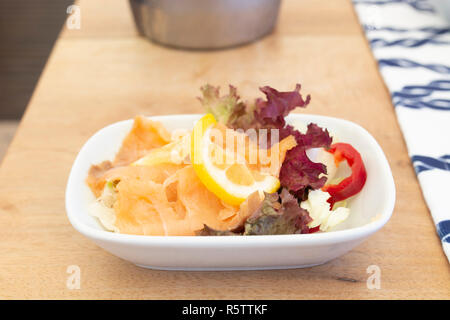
[[353, 0, 450, 262]]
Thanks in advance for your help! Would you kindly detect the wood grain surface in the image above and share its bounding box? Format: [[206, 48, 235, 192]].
[[0, 0, 448, 299]]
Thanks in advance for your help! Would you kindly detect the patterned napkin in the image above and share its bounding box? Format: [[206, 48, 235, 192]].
[[352, 0, 450, 262]]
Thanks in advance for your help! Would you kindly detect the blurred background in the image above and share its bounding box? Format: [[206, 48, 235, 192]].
[[0, 0, 73, 160], [0, 0, 447, 165]]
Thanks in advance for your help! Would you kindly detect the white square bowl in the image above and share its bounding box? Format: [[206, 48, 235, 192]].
[[65, 114, 395, 270]]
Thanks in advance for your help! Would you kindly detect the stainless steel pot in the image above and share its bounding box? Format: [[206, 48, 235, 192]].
[[129, 0, 281, 49]]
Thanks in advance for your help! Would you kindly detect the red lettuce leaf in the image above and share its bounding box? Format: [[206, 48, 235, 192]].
[[252, 84, 311, 129], [279, 123, 332, 195], [279, 146, 328, 193], [244, 189, 312, 235], [199, 84, 310, 130], [281, 123, 332, 149]]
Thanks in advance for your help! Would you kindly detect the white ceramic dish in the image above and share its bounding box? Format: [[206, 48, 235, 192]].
[[65, 114, 395, 270]]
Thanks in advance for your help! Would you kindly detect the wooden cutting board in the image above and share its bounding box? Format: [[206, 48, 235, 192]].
[[0, 0, 448, 299]]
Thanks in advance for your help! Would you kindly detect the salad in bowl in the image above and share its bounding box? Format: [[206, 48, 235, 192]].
[[85, 84, 367, 237]]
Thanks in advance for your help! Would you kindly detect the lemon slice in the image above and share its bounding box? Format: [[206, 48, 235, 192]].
[[191, 114, 280, 206], [132, 133, 190, 166]]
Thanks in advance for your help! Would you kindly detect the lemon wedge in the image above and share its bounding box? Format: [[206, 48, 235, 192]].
[[191, 114, 280, 206]]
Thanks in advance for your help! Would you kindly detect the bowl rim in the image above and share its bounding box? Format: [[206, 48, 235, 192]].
[[65, 113, 396, 247]]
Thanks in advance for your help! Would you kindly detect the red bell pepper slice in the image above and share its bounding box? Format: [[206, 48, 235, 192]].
[[308, 226, 320, 233], [322, 143, 367, 208]]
